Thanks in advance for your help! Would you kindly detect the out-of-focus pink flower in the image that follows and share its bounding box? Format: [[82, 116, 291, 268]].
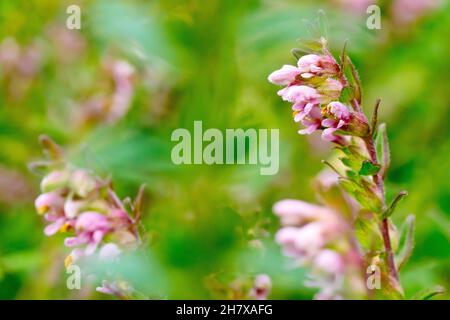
[[107, 59, 135, 123], [47, 24, 86, 63], [315, 168, 340, 190], [273, 199, 331, 225], [314, 249, 345, 275], [249, 274, 272, 300], [64, 199, 85, 219], [65, 211, 112, 254], [297, 54, 339, 78], [99, 243, 122, 260], [275, 223, 326, 260], [0, 38, 20, 69], [392, 0, 440, 25], [268, 65, 301, 85], [35, 191, 64, 215], [18, 43, 42, 76], [41, 170, 69, 192], [70, 169, 97, 197], [314, 287, 343, 300]]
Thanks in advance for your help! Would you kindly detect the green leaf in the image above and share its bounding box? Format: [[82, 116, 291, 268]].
[[291, 48, 306, 60], [411, 286, 445, 300], [359, 160, 381, 176], [339, 178, 382, 212], [354, 211, 382, 250], [339, 41, 348, 77], [340, 156, 361, 171], [383, 191, 408, 219], [375, 123, 390, 178], [370, 99, 381, 137], [345, 54, 362, 104], [39, 134, 64, 161], [395, 214, 415, 271]]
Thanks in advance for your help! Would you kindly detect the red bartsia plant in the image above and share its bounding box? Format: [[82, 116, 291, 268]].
[[31, 135, 146, 299], [268, 37, 443, 299]]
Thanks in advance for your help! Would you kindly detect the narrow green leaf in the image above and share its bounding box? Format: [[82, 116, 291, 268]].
[[291, 48, 305, 60], [345, 54, 362, 104], [375, 123, 390, 178], [411, 286, 445, 300], [370, 99, 381, 137], [383, 191, 408, 218], [39, 134, 64, 161], [339, 40, 348, 77]]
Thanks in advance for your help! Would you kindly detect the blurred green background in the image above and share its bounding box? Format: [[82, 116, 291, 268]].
[[0, 0, 448, 299]]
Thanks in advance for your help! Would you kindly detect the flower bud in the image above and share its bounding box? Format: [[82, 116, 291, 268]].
[[41, 170, 69, 192], [70, 169, 96, 197]]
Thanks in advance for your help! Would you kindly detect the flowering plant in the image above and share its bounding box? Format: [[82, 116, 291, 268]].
[[31, 135, 146, 299], [268, 37, 443, 300]]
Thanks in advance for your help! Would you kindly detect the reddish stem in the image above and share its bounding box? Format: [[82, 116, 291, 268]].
[[364, 137, 400, 287]]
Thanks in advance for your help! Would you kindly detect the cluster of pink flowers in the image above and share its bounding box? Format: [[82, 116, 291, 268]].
[[268, 53, 368, 143], [34, 165, 141, 269], [273, 199, 350, 299]]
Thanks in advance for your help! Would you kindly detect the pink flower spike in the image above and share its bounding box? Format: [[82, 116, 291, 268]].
[[268, 65, 300, 85]]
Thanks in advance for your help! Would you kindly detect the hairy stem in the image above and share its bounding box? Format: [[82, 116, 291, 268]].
[[364, 136, 401, 288]]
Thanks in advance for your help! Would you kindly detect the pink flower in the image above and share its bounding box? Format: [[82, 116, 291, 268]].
[[99, 243, 122, 260], [313, 249, 345, 275], [273, 199, 331, 225], [64, 199, 85, 219], [318, 78, 344, 102], [298, 107, 323, 135], [392, 0, 440, 25], [321, 102, 351, 141], [35, 191, 64, 215], [43, 215, 70, 236], [249, 274, 272, 300], [275, 223, 326, 260], [70, 169, 96, 197], [268, 65, 301, 85], [40, 170, 68, 192], [65, 211, 112, 254], [297, 54, 339, 78], [278, 85, 321, 104]]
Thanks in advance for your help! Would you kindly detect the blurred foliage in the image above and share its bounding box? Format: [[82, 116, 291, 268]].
[[0, 0, 448, 299]]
